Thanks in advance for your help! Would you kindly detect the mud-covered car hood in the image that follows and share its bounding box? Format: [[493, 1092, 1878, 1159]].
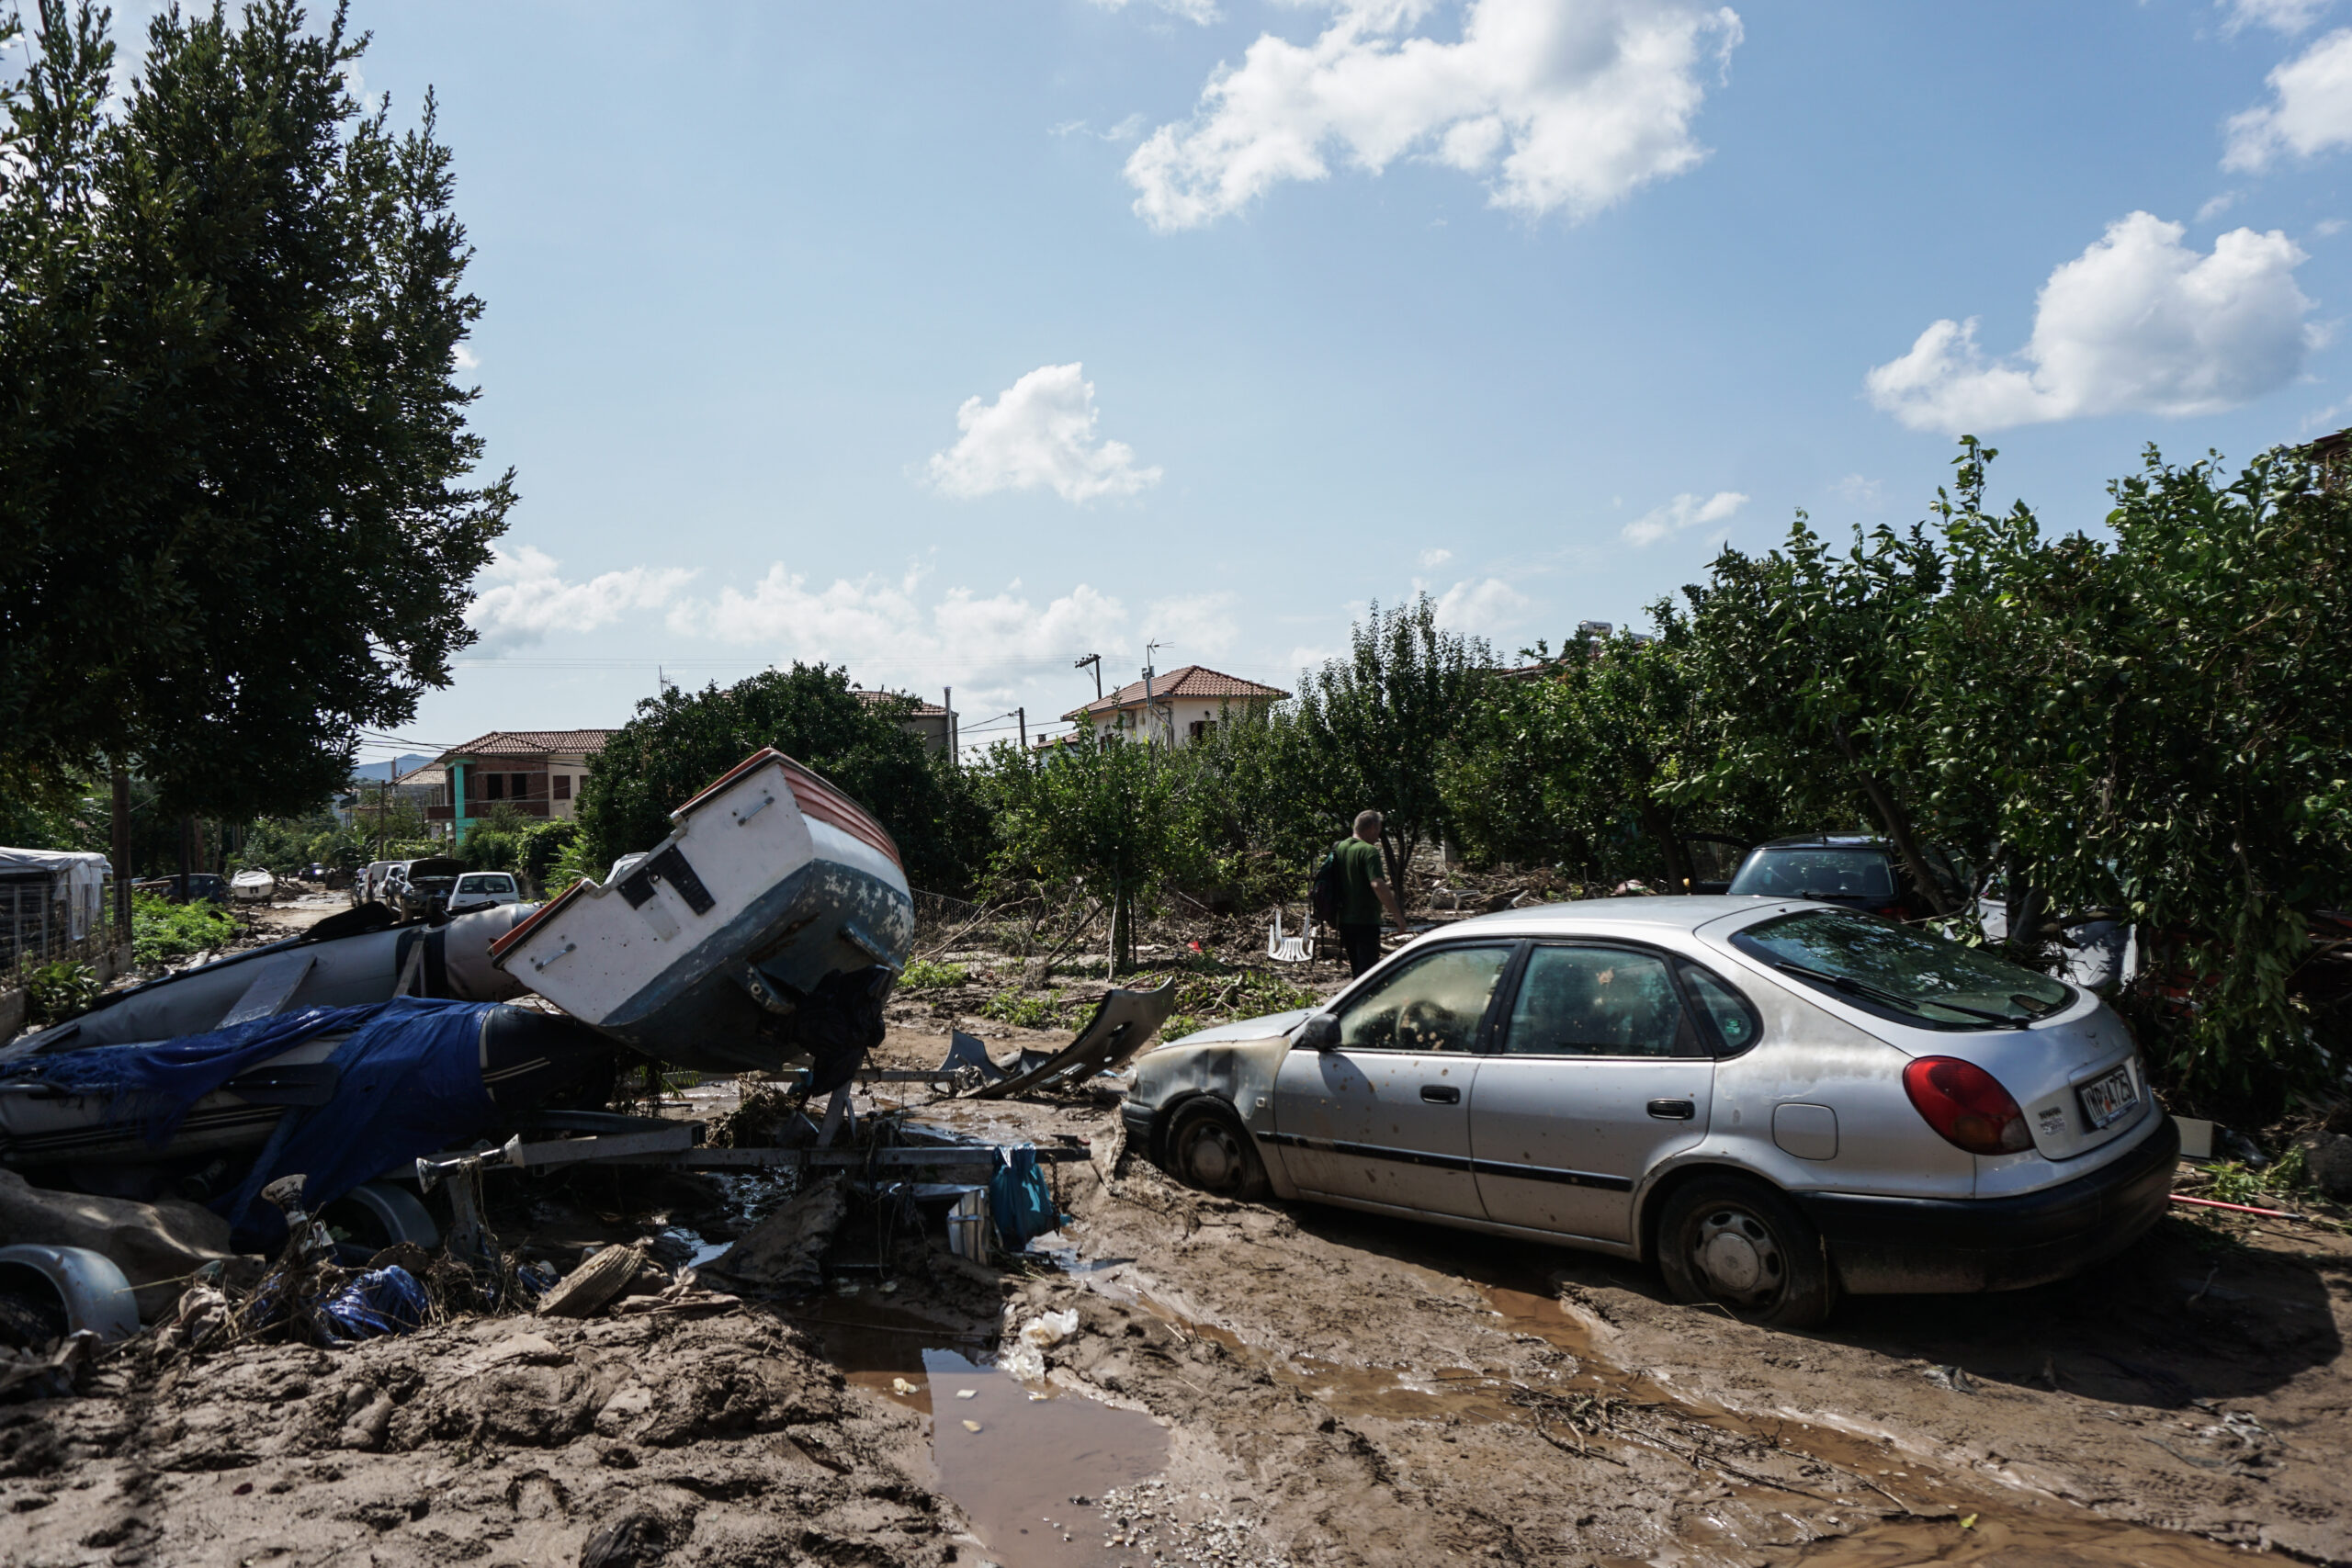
[[1156, 1008, 1310, 1048]]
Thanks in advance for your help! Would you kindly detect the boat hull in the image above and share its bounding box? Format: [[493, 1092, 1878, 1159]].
[[492, 750, 912, 1076]]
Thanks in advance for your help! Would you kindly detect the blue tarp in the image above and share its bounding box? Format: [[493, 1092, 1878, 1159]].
[[989, 1145, 1065, 1248], [8, 998, 500, 1233]]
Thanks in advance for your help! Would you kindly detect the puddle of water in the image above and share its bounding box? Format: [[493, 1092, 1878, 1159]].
[[794, 1295, 1169, 1568], [924, 1349, 1170, 1568]]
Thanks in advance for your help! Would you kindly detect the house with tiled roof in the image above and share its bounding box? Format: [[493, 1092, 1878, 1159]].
[[426, 729, 619, 842], [1061, 664, 1289, 749], [853, 689, 956, 755]]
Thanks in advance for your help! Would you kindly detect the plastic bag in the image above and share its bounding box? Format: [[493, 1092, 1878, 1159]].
[[988, 1145, 1063, 1248], [320, 1265, 428, 1339]]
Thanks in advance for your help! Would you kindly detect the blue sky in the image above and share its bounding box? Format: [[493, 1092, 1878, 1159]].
[[290, 0, 2352, 761]]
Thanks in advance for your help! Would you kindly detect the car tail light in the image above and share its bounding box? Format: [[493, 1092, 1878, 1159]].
[[1902, 1056, 2032, 1156], [1873, 905, 1905, 919]]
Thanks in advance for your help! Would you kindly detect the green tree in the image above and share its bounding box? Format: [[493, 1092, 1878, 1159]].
[[1282, 595, 1489, 895], [986, 734, 1204, 970], [573, 664, 990, 896], [0, 1, 508, 822], [1680, 517, 1955, 913]]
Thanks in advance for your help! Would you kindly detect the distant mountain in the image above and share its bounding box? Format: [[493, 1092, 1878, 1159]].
[[349, 754, 431, 784]]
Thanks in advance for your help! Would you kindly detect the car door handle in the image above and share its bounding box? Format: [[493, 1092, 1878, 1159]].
[[1646, 1099, 1696, 1121], [1419, 1084, 1461, 1105]]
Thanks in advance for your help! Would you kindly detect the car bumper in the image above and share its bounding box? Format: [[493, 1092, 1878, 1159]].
[[1120, 1100, 1158, 1152], [1796, 1112, 2180, 1294]]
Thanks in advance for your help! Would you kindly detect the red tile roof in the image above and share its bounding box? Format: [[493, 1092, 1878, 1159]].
[[1063, 664, 1289, 721], [854, 689, 950, 718], [438, 729, 618, 761]]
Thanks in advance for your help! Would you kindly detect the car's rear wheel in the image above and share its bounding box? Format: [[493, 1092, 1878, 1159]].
[[1165, 1100, 1270, 1201], [1657, 1175, 1836, 1329]]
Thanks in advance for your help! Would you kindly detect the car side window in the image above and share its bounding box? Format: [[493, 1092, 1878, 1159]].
[[1678, 962, 1760, 1055], [1501, 946, 1683, 1057], [1334, 945, 1513, 1054]]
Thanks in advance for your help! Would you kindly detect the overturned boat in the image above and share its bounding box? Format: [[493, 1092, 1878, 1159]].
[[230, 869, 276, 903], [0, 748, 910, 1234], [491, 748, 912, 1080]]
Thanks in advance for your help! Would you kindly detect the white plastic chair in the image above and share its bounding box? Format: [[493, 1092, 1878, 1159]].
[[1268, 908, 1312, 964]]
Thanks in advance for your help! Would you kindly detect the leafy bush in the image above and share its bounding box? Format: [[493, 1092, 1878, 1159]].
[[899, 959, 969, 991], [981, 987, 1074, 1031], [131, 891, 237, 965], [24, 961, 101, 1027]]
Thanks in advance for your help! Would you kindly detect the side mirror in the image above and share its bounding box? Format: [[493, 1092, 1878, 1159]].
[[1295, 1014, 1340, 1052]]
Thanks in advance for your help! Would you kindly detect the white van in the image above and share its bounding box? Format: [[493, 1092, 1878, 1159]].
[[448, 872, 523, 915]]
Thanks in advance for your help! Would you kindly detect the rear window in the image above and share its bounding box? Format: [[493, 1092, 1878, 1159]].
[[1728, 846, 1895, 900], [456, 875, 512, 894], [1731, 908, 2069, 1030]]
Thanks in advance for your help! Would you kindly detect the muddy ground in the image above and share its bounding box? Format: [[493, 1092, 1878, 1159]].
[[6, 1018, 2346, 1568], [6, 893, 2349, 1568]]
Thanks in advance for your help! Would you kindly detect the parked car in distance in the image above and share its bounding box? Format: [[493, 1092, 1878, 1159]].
[[1125, 897, 2176, 1329], [133, 874, 230, 905], [447, 872, 523, 916], [391, 857, 466, 920], [1725, 833, 1967, 922]]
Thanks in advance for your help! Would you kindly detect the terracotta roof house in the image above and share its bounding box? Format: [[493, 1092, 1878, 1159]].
[[853, 689, 956, 755], [427, 730, 617, 843], [1062, 664, 1289, 749]]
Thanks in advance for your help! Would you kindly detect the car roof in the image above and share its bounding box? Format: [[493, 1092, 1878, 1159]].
[[1426, 895, 1804, 941], [1751, 833, 1891, 851]]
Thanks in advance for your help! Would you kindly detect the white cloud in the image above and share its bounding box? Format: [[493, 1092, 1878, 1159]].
[[1417, 547, 1454, 568], [2226, 28, 2352, 170], [1431, 576, 1533, 637], [669, 566, 1242, 705], [2198, 190, 2241, 221], [1622, 489, 1746, 546], [1124, 0, 1743, 231], [925, 363, 1162, 504], [466, 547, 696, 649], [1829, 474, 1882, 508], [1865, 213, 2316, 433], [453, 344, 480, 371], [1090, 0, 1221, 22], [2222, 0, 2335, 35], [1049, 113, 1150, 141]]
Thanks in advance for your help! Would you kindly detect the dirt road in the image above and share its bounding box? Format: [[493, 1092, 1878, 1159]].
[[3, 1024, 2345, 1566]]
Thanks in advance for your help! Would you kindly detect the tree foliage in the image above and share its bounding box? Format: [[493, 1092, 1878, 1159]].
[[986, 733, 1206, 970], [0, 0, 507, 819], [573, 664, 989, 896]]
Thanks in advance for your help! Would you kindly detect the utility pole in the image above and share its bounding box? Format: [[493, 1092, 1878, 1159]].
[[1074, 653, 1102, 701], [1017, 707, 1027, 752], [944, 687, 956, 766], [1142, 642, 1162, 748]]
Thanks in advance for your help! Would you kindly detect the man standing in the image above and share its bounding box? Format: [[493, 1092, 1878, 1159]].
[[1333, 810, 1408, 978]]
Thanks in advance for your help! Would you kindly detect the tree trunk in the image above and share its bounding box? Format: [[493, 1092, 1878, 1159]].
[[177, 814, 196, 904], [1637, 802, 1693, 893], [1826, 717, 1952, 917], [110, 765, 132, 942]]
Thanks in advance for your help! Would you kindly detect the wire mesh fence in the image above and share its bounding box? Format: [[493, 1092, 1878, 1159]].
[[0, 876, 119, 988]]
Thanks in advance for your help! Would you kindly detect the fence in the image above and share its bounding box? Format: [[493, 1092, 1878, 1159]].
[[0, 875, 119, 987]]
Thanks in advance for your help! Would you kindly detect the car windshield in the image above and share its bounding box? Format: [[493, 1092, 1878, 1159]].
[[1731, 908, 2070, 1028], [1728, 846, 1895, 900]]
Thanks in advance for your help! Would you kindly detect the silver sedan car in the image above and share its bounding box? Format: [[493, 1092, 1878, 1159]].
[[1124, 897, 2178, 1327]]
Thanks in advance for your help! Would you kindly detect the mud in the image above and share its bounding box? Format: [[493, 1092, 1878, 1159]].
[[3, 1021, 2346, 1565]]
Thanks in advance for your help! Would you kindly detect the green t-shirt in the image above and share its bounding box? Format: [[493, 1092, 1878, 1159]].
[[1333, 837, 1388, 926]]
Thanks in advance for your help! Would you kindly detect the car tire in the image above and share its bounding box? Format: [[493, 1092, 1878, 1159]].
[[1657, 1175, 1837, 1330], [1165, 1100, 1270, 1201]]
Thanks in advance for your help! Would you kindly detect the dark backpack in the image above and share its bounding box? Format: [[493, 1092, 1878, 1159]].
[[1309, 846, 1345, 925]]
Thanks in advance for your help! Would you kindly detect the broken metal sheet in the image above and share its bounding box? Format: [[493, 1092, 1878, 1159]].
[[967, 984, 1178, 1100], [218, 951, 318, 1027]]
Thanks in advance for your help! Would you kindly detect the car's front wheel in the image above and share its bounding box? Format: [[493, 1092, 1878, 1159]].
[[1657, 1175, 1836, 1329], [1164, 1100, 1270, 1201]]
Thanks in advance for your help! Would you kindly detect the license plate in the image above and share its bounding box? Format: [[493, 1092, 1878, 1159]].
[[2077, 1064, 2139, 1131]]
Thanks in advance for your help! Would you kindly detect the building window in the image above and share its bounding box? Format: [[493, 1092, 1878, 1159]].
[[1189, 719, 1213, 741], [552, 773, 571, 801], [484, 772, 505, 801]]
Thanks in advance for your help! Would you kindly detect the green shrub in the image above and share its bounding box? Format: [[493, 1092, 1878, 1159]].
[[899, 959, 969, 991], [25, 961, 102, 1027], [131, 892, 237, 966], [981, 987, 1073, 1031]]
